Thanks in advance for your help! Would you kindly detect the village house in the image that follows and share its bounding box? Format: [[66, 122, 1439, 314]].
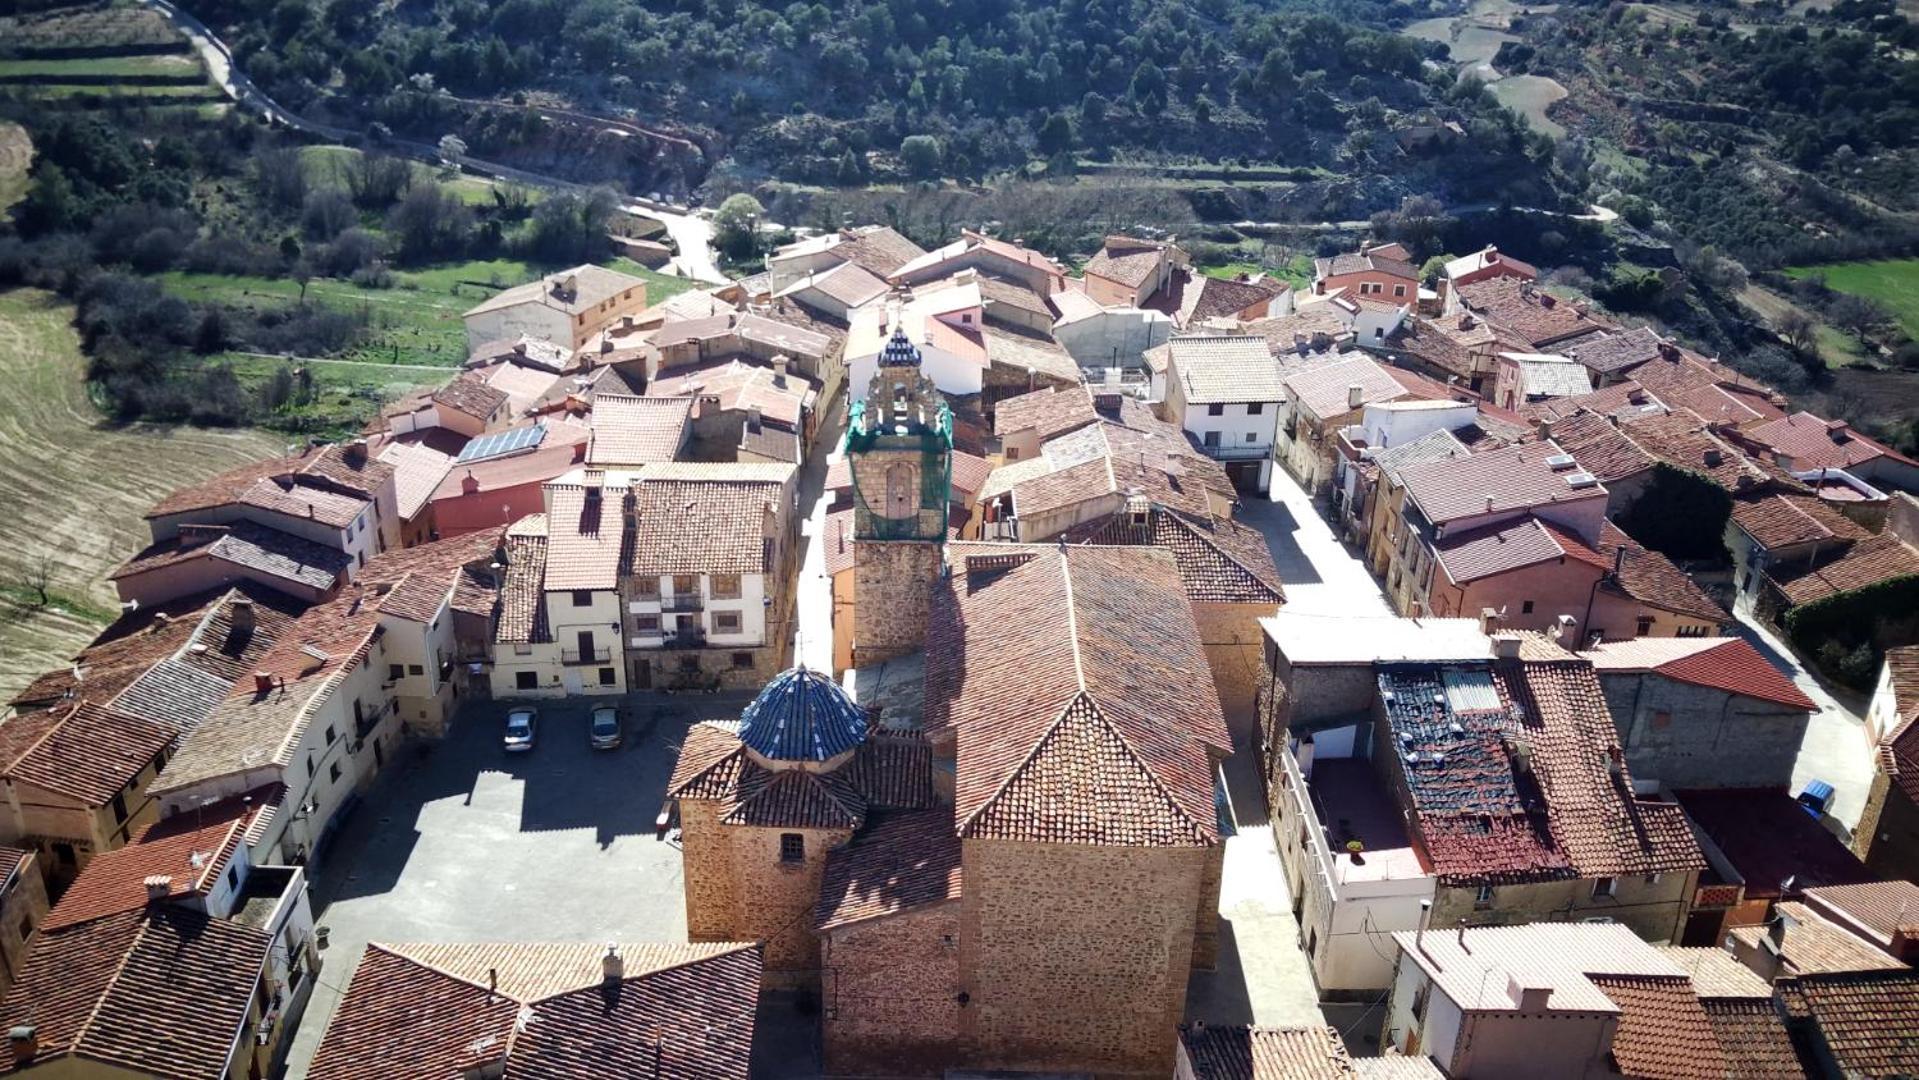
[[1582, 636, 1815, 790], [1155, 272, 1294, 330], [1858, 645, 1919, 881], [1724, 897, 1911, 983], [0, 790, 318, 1080], [584, 392, 694, 468], [647, 306, 841, 394], [1731, 410, 1919, 494], [307, 941, 763, 1078], [1749, 502, 1919, 630], [764, 224, 927, 289], [1439, 245, 1537, 312], [1677, 786, 1877, 948], [460, 264, 648, 353], [1562, 325, 1666, 387], [429, 418, 592, 538], [1382, 923, 1796, 1078], [1775, 968, 1919, 1077], [1082, 234, 1185, 308], [1260, 616, 1707, 995], [775, 258, 889, 321], [890, 229, 1068, 296], [1313, 241, 1420, 301], [368, 438, 452, 547], [108, 519, 349, 608], [621, 462, 798, 691], [1275, 355, 1453, 496], [524, 477, 627, 697], [0, 849, 47, 994], [1383, 310, 1510, 395], [1332, 399, 1483, 543], [647, 355, 819, 465], [382, 373, 511, 442], [1162, 335, 1285, 493], [142, 441, 402, 575], [1491, 350, 1593, 411], [1451, 277, 1608, 352], [1725, 487, 1880, 603], [1799, 880, 1919, 966], [1050, 288, 1172, 390]]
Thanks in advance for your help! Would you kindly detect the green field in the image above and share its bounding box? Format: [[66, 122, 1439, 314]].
[[1492, 75, 1568, 139], [1199, 251, 1315, 289], [1786, 259, 1919, 340], [299, 145, 518, 208], [0, 54, 202, 78]]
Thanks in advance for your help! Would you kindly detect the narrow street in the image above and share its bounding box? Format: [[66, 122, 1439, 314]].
[[1240, 468, 1392, 617], [1733, 608, 1876, 830]]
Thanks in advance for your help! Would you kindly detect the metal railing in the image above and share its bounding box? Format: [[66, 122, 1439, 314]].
[[561, 647, 611, 665], [1198, 442, 1273, 461], [661, 632, 707, 650], [662, 593, 704, 612]]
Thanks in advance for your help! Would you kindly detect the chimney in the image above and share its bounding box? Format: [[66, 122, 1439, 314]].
[[1891, 925, 1919, 964], [1492, 633, 1523, 659], [746, 407, 762, 434], [1485, 245, 1499, 263], [462, 471, 480, 496], [488, 967, 499, 998], [1774, 452, 1796, 472], [1416, 899, 1433, 957], [143, 874, 173, 900], [1703, 447, 1723, 468], [345, 438, 368, 464], [771, 354, 790, 388], [1348, 384, 1365, 410], [1508, 975, 1553, 1014], [1479, 607, 1503, 634], [1539, 418, 1555, 441], [1538, 293, 1557, 309], [1657, 342, 1680, 363], [602, 944, 624, 985], [229, 598, 256, 634], [8, 1027, 36, 1065], [1553, 614, 1577, 647], [1458, 313, 1476, 330], [513, 341, 528, 357], [253, 671, 274, 694]]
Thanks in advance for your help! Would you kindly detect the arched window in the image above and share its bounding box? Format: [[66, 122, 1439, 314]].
[[884, 462, 916, 518]]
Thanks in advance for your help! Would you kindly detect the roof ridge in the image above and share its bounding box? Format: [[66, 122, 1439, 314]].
[[958, 691, 1085, 838], [375, 942, 536, 1003], [1159, 510, 1277, 596], [1058, 551, 1089, 694], [527, 942, 758, 1004]]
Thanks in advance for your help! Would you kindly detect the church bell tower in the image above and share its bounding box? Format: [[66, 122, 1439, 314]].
[[846, 327, 953, 667]]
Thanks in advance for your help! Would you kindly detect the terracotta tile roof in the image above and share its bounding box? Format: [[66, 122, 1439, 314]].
[[1584, 636, 1813, 709], [1658, 946, 1774, 999], [927, 545, 1227, 848], [1525, 379, 1664, 424], [1731, 489, 1873, 551], [1677, 788, 1874, 901], [1776, 968, 1919, 1075], [1593, 521, 1731, 626], [495, 520, 550, 644], [1444, 246, 1538, 282], [821, 508, 856, 577], [1186, 274, 1290, 325], [1284, 356, 1408, 420], [1585, 975, 1728, 1080], [1495, 659, 1707, 877], [0, 906, 271, 1078], [0, 697, 173, 808], [1399, 442, 1607, 526], [629, 469, 789, 576], [1563, 326, 1665, 376], [1617, 411, 1770, 491], [1700, 998, 1809, 1079], [1804, 880, 1919, 948], [722, 763, 865, 828], [356, 527, 506, 620], [543, 483, 627, 591], [1172, 336, 1284, 403], [1384, 317, 1478, 380], [777, 259, 888, 309], [983, 416, 1232, 525], [1456, 278, 1607, 347], [1179, 1024, 1359, 1079], [668, 724, 934, 834], [431, 372, 511, 422], [587, 394, 692, 466], [815, 809, 962, 931], [463, 264, 645, 319], [1432, 515, 1601, 585], [836, 225, 926, 278], [1772, 533, 1919, 605], [1084, 236, 1171, 289], [234, 472, 371, 529], [1316, 250, 1418, 282], [144, 454, 309, 520], [667, 721, 749, 799], [1061, 506, 1284, 605], [994, 384, 1098, 442], [981, 322, 1079, 383], [647, 359, 816, 430], [310, 941, 761, 1080], [1731, 902, 1909, 976], [43, 791, 269, 931], [1881, 645, 1919, 802], [1745, 411, 1917, 472]]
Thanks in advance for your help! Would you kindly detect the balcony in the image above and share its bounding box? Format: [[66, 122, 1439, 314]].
[[662, 593, 704, 612], [662, 631, 707, 650], [353, 699, 391, 740], [1197, 442, 1273, 461], [561, 647, 611, 665]]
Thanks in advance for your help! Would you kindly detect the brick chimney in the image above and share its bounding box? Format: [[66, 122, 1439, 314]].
[[1347, 384, 1365, 410], [144, 874, 173, 900], [8, 1026, 37, 1065], [253, 671, 275, 694], [229, 598, 256, 634], [1892, 924, 1919, 963], [345, 438, 369, 465]]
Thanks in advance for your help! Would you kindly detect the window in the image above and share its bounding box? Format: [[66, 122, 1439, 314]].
[[516, 671, 538, 690], [1203, 431, 1221, 448], [1591, 876, 1617, 899], [636, 577, 660, 599], [714, 610, 742, 634], [408, 664, 424, 676], [636, 614, 661, 632], [1005, 447, 1021, 461], [673, 574, 699, 597], [1374, 327, 1385, 340], [329, 762, 342, 784], [111, 792, 128, 823], [779, 833, 805, 863], [711, 574, 742, 599], [388, 664, 404, 680], [1635, 616, 1655, 637], [1247, 402, 1264, 415], [514, 643, 533, 656], [571, 590, 593, 607], [598, 667, 617, 686], [227, 866, 240, 891], [733, 652, 754, 669], [1207, 403, 1225, 416], [306, 756, 315, 778], [1521, 600, 1535, 614], [1394, 284, 1407, 298], [325, 724, 338, 745], [1475, 884, 1495, 908], [1245, 432, 1258, 443]]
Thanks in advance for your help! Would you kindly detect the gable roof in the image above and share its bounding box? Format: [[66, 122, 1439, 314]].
[[1583, 975, 1729, 1080], [1431, 515, 1606, 585], [1771, 533, 1919, 605], [1877, 645, 1919, 804], [1399, 442, 1606, 526], [309, 941, 761, 1080], [1731, 489, 1874, 551], [1179, 1024, 1368, 1080], [494, 517, 551, 645], [586, 394, 693, 466], [1060, 506, 1284, 605], [461, 264, 645, 319], [0, 699, 175, 808], [1455, 277, 1606, 347], [1730, 901, 1909, 976], [1777, 969, 1919, 1078], [1171, 336, 1283, 404], [926, 545, 1228, 848], [1744, 411, 1917, 472], [1084, 236, 1172, 289], [1804, 879, 1919, 948], [1315, 250, 1418, 282], [1390, 922, 1688, 1012], [543, 483, 627, 591], [1283, 356, 1409, 420], [1502, 351, 1594, 400], [1563, 326, 1665, 377], [628, 467, 791, 576], [1582, 636, 1814, 710], [1443, 246, 1538, 282]]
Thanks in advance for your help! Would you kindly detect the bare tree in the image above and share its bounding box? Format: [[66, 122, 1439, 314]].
[[18, 554, 54, 609], [1828, 294, 1892, 342], [1777, 309, 1817, 355]]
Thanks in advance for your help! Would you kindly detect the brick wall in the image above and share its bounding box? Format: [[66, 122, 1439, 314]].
[[821, 902, 964, 1077], [679, 797, 852, 986], [1856, 769, 1919, 883], [958, 838, 1208, 1077], [1195, 602, 1265, 749], [853, 540, 942, 666]]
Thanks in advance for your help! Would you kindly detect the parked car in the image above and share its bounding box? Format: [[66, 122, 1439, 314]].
[[503, 707, 538, 753], [589, 705, 622, 751]]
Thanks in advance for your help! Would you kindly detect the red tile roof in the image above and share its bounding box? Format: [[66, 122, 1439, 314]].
[[586, 394, 693, 466], [993, 384, 1099, 442], [1060, 506, 1283, 605], [1744, 411, 1917, 471], [815, 809, 963, 931], [1731, 490, 1874, 551], [310, 942, 762, 1080], [1700, 998, 1810, 1079], [1772, 533, 1919, 605], [628, 470, 790, 576], [1432, 516, 1604, 585], [1877, 645, 1919, 803], [1586, 975, 1728, 1080], [1584, 637, 1814, 710], [1545, 409, 1658, 482], [1776, 968, 1919, 1076], [44, 788, 273, 932], [667, 725, 936, 833], [0, 699, 174, 808], [1617, 411, 1772, 491], [1179, 1024, 1361, 1079], [1085, 236, 1172, 289], [543, 482, 627, 591], [1455, 277, 1607, 347], [927, 545, 1229, 848], [1804, 879, 1919, 948], [1594, 521, 1731, 626]]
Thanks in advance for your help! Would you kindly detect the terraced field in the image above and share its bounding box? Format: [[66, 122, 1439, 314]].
[[0, 5, 225, 119], [0, 289, 280, 702]]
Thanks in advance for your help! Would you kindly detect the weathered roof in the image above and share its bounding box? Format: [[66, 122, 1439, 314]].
[[1729, 901, 1908, 976], [1617, 410, 1771, 491], [815, 809, 963, 931], [430, 373, 511, 421], [1502, 352, 1594, 400], [1171, 336, 1283, 404], [1658, 946, 1774, 999], [1179, 1024, 1364, 1079], [667, 723, 936, 832], [374, 438, 456, 521], [461, 263, 646, 318], [0, 699, 174, 808], [1731, 489, 1874, 551], [1443, 246, 1538, 283], [836, 225, 928, 278], [1060, 506, 1284, 605], [543, 483, 626, 591], [1775, 968, 1919, 1076], [1744, 411, 1916, 471], [628, 467, 791, 576], [1563, 326, 1664, 377], [1316, 249, 1419, 282], [1455, 278, 1606, 347], [43, 791, 271, 931], [309, 941, 761, 1080], [926, 545, 1229, 848], [1678, 788, 1874, 900], [110, 519, 349, 594], [1431, 515, 1606, 585], [494, 520, 550, 645], [1399, 442, 1606, 526], [993, 384, 1099, 442], [1584, 974, 1729, 1080], [1581, 636, 1813, 710], [1085, 235, 1173, 289], [1883, 645, 1919, 803], [776, 259, 888, 309], [1284, 356, 1410, 420], [586, 394, 693, 466], [1772, 533, 1919, 605], [1804, 880, 1919, 948], [1594, 521, 1731, 626]]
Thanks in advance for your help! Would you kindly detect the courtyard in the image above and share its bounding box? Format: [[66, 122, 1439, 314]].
[[278, 690, 822, 1078]]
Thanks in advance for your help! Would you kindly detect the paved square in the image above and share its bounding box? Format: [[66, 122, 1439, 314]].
[[279, 691, 821, 1077]]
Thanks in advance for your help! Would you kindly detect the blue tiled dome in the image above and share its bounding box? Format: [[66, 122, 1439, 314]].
[[879, 327, 922, 368], [738, 666, 869, 762]]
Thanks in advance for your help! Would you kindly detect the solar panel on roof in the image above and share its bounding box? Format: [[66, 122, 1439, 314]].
[[455, 423, 547, 463]]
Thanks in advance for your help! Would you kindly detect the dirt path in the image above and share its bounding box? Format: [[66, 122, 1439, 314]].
[[0, 289, 280, 700]]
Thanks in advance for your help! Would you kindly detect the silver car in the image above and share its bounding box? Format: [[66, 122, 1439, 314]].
[[503, 707, 538, 752], [589, 705, 622, 751]]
